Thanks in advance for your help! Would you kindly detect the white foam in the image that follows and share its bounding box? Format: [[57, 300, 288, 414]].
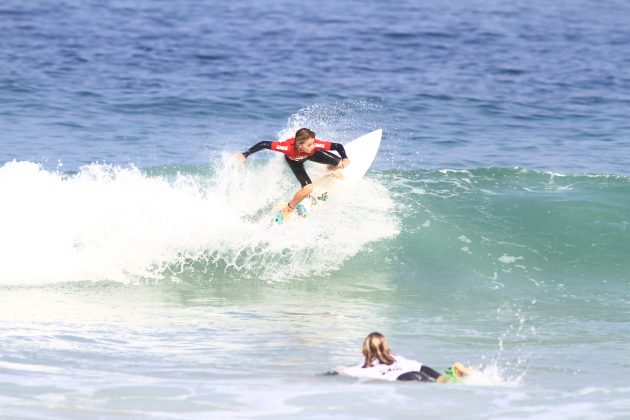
[[0, 159, 398, 285], [463, 362, 523, 387], [0, 360, 63, 373], [498, 255, 524, 264]]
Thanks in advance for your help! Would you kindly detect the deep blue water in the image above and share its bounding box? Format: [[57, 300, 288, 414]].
[[2, 0, 630, 173], [1, 1, 630, 418]]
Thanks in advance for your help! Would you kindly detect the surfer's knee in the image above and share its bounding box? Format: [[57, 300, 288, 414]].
[[301, 184, 314, 194]]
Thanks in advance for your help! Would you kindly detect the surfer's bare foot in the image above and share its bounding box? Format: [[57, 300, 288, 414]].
[[453, 362, 475, 376]]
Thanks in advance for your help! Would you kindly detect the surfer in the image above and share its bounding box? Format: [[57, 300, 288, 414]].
[[235, 128, 350, 219], [333, 332, 475, 383]]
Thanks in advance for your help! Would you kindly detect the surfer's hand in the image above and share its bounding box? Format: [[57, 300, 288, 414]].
[[234, 153, 246, 164], [339, 158, 350, 168]]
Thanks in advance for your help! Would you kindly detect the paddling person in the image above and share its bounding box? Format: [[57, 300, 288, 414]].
[[235, 128, 350, 220], [333, 332, 475, 383]]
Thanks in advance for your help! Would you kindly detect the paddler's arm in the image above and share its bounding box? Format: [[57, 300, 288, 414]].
[[329, 143, 350, 168], [235, 141, 272, 163]]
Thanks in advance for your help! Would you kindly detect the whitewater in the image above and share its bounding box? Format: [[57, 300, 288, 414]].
[[2, 0, 630, 417], [2, 158, 628, 417]]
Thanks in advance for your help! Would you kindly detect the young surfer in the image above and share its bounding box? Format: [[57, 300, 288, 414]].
[[333, 332, 475, 383], [235, 128, 350, 220]]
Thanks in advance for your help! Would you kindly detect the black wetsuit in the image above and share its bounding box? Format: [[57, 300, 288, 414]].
[[242, 140, 347, 187], [396, 365, 442, 382]]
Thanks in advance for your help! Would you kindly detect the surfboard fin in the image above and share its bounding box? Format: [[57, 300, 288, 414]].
[[295, 203, 308, 218]]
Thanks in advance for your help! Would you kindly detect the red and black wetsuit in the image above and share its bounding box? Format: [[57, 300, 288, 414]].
[[242, 138, 348, 187]]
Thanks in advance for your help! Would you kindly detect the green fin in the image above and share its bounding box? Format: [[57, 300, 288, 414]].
[[295, 203, 308, 218]]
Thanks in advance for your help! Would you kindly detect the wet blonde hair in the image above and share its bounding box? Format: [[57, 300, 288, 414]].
[[362, 332, 396, 368], [295, 128, 316, 145]]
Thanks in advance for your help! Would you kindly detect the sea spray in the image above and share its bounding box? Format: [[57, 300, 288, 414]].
[[0, 159, 398, 285]]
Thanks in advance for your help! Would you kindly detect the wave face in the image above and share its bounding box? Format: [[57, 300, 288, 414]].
[[2, 161, 628, 293], [1, 163, 629, 419], [380, 167, 630, 289]]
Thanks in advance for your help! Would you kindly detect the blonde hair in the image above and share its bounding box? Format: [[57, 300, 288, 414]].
[[295, 128, 316, 145], [362, 332, 395, 368]]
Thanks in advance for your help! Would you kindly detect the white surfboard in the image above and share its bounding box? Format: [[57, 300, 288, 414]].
[[336, 128, 382, 183], [276, 129, 382, 223]]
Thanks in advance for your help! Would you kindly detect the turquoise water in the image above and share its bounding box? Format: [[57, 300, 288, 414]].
[[2, 0, 630, 418], [1, 163, 628, 418]]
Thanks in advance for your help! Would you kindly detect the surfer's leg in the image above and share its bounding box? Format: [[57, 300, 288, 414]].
[[396, 371, 423, 381], [396, 365, 441, 382], [283, 157, 314, 217], [288, 184, 313, 210], [285, 156, 312, 187], [420, 365, 441, 381]]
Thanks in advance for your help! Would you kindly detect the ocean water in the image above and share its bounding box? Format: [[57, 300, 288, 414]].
[[1, 0, 630, 418]]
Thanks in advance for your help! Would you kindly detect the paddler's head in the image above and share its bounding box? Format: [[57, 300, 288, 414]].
[[362, 331, 396, 368], [295, 128, 316, 153]]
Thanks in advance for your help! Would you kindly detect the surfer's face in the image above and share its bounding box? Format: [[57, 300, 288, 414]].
[[297, 138, 315, 153]]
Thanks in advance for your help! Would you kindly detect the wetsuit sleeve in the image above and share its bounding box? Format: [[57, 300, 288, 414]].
[[242, 141, 272, 158], [329, 143, 348, 159]]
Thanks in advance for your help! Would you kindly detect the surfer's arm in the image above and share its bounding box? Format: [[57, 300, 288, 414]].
[[329, 143, 348, 159], [241, 141, 272, 158], [328, 143, 350, 168]]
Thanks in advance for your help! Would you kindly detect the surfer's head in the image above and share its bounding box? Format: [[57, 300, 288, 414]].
[[362, 332, 396, 368], [295, 128, 316, 153]]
